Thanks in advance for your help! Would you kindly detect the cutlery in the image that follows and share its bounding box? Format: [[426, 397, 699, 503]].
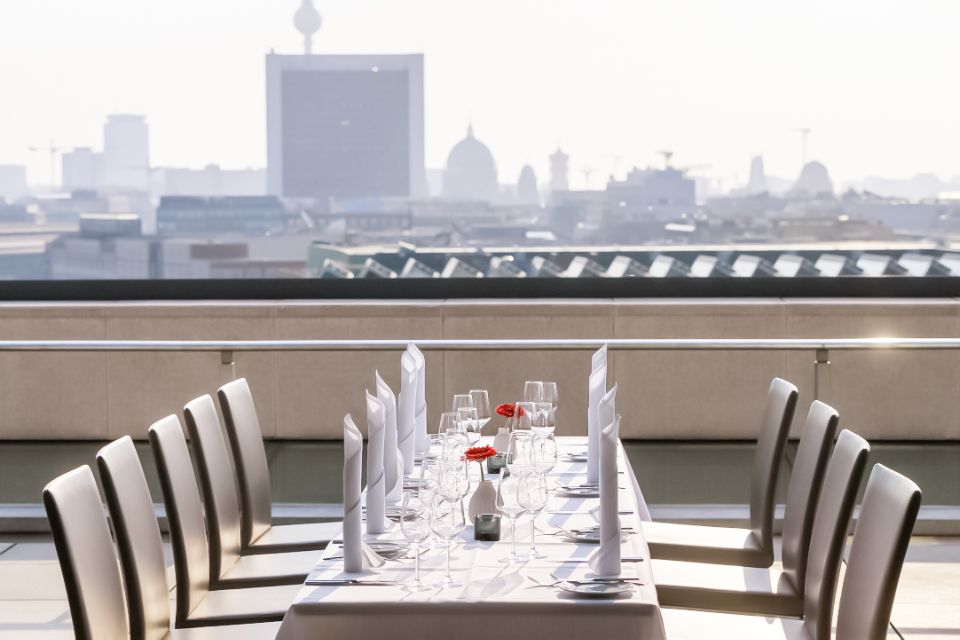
[[525, 576, 643, 589], [306, 579, 398, 586]]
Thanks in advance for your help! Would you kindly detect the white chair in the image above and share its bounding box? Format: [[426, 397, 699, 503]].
[[43, 464, 282, 639], [654, 401, 842, 615], [643, 378, 799, 567], [218, 378, 340, 553], [149, 417, 305, 627], [183, 395, 321, 587], [661, 463, 922, 640]]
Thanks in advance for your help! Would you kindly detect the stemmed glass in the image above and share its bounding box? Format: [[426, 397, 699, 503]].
[[430, 495, 465, 587], [533, 432, 559, 475], [533, 402, 552, 434], [451, 394, 474, 412], [515, 402, 536, 432], [456, 406, 481, 444], [505, 431, 534, 474], [518, 471, 549, 559], [469, 390, 491, 430], [496, 470, 527, 564], [523, 381, 544, 403], [541, 382, 558, 429], [400, 491, 432, 591]]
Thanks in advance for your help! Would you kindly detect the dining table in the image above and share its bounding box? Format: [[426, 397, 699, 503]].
[[275, 435, 666, 640]]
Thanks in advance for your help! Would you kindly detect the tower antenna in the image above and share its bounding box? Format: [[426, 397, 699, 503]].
[[294, 0, 322, 55]]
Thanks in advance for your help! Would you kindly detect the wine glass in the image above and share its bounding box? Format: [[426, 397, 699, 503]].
[[400, 491, 431, 591], [542, 382, 558, 429], [430, 495, 465, 587], [533, 432, 558, 474], [437, 411, 458, 436], [523, 381, 544, 403], [456, 406, 481, 444], [518, 471, 549, 559], [496, 470, 527, 564], [451, 394, 474, 412], [469, 389, 491, 430], [533, 402, 552, 434], [505, 431, 534, 474], [515, 402, 536, 433]]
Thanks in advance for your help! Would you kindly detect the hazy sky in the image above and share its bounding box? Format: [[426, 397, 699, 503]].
[[1, 0, 957, 190]]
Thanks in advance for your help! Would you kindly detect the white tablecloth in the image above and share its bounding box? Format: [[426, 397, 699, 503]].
[[276, 436, 665, 640]]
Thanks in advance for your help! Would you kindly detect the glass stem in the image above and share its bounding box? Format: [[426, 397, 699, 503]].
[[446, 541, 452, 580], [530, 516, 536, 552], [414, 543, 421, 583], [511, 517, 517, 557]]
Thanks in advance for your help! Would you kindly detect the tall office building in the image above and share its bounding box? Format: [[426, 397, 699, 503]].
[[102, 114, 150, 192], [266, 3, 425, 202]]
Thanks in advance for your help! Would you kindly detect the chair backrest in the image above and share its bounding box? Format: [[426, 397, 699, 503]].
[[780, 400, 839, 595], [148, 414, 211, 625], [96, 437, 171, 640], [183, 394, 243, 581], [835, 465, 921, 640], [43, 466, 129, 640], [218, 378, 273, 549], [802, 429, 870, 640], [749, 377, 799, 562]]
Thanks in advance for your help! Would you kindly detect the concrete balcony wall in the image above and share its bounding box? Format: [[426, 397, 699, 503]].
[[0, 298, 957, 441]]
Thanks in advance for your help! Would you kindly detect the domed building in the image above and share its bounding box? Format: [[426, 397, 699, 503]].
[[517, 165, 540, 205], [791, 161, 834, 197], [444, 125, 498, 201]]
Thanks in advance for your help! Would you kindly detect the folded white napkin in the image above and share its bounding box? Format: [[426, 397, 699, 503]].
[[365, 391, 387, 535], [592, 343, 608, 372], [408, 343, 428, 456], [342, 414, 364, 573], [589, 385, 621, 578], [375, 372, 402, 503], [397, 352, 417, 476], [587, 358, 607, 485]]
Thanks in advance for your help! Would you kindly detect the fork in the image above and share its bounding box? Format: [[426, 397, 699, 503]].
[[525, 575, 642, 589]]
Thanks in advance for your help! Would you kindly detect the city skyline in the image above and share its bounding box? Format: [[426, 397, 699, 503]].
[[1, 0, 958, 191]]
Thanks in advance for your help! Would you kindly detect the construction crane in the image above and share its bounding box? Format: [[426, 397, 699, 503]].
[[28, 140, 62, 191], [658, 150, 674, 169]]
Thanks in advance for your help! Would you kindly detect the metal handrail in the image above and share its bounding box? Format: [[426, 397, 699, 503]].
[[0, 337, 958, 351]]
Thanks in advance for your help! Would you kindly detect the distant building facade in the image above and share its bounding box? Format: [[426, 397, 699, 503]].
[[266, 53, 425, 203], [0, 165, 27, 201], [102, 115, 150, 191], [156, 196, 292, 235]]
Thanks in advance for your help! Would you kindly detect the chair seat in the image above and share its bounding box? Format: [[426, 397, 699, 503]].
[[247, 521, 341, 554], [652, 558, 802, 616], [215, 549, 321, 588], [182, 584, 302, 627], [169, 621, 282, 639], [661, 607, 811, 640], [642, 520, 771, 567]]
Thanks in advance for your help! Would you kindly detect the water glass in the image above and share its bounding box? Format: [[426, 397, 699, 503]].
[[469, 389, 491, 430], [533, 432, 558, 474], [515, 402, 536, 432], [400, 492, 432, 591], [542, 382, 559, 430], [505, 431, 534, 474], [533, 402, 552, 434], [451, 394, 474, 412], [456, 406, 481, 444], [495, 470, 527, 563], [518, 471, 549, 559], [430, 496, 466, 587], [523, 381, 544, 403]]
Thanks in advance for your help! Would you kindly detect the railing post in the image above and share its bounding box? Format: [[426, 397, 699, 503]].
[[813, 348, 830, 402], [221, 349, 236, 382]]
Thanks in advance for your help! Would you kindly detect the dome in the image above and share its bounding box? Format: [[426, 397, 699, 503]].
[[791, 161, 834, 197], [517, 165, 539, 205], [444, 126, 498, 201]]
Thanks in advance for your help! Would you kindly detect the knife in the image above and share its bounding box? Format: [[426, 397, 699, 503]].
[[306, 579, 398, 586]]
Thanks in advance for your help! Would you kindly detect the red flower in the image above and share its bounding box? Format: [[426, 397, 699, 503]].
[[464, 445, 497, 462], [495, 403, 525, 418]]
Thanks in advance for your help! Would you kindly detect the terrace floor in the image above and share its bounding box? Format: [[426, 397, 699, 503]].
[[0, 534, 956, 639]]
